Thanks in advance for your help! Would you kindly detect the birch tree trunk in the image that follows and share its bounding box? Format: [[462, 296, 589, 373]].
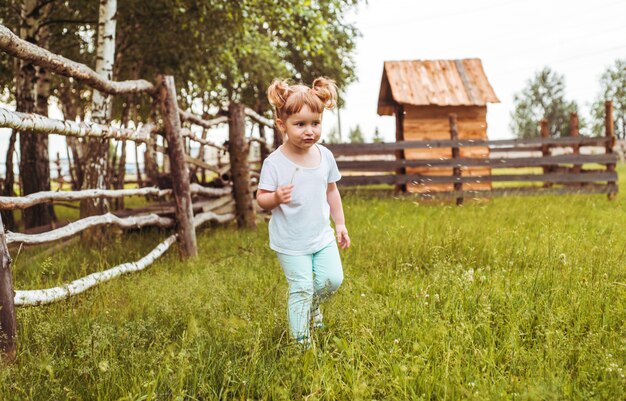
[[114, 95, 132, 209], [58, 82, 84, 189], [17, 0, 53, 229], [144, 99, 160, 187], [80, 0, 117, 230], [34, 16, 55, 222]]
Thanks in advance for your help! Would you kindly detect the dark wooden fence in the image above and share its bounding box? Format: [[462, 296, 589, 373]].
[[327, 106, 618, 202]]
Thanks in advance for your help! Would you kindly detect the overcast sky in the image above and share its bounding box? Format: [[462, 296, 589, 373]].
[[2, 0, 626, 162], [333, 0, 626, 142]]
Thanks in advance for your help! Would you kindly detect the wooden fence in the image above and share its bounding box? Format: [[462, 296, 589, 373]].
[[327, 108, 618, 203], [0, 24, 275, 362]]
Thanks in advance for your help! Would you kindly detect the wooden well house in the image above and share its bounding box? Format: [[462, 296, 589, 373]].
[[377, 58, 500, 193]]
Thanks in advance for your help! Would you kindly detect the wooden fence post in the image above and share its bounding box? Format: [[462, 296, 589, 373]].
[[272, 125, 283, 149], [157, 75, 198, 258], [540, 119, 553, 188], [394, 105, 406, 193], [570, 112, 581, 185], [55, 151, 63, 190], [449, 114, 463, 205], [605, 100, 617, 199], [258, 124, 270, 162], [0, 215, 17, 363], [228, 103, 257, 229]]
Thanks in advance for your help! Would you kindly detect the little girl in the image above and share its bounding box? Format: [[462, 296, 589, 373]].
[[257, 77, 350, 346]]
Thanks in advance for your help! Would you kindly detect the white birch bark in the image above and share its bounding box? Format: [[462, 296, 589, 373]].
[[193, 211, 235, 228], [179, 110, 228, 128], [81, 0, 117, 221], [189, 184, 232, 197], [0, 25, 154, 95], [181, 128, 226, 151], [92, 0, 117, 121], [0, 108, 155, 143], [0, 185, 230, 211], [244, 107, 274, 128], [7, 213, 175, 245], [14, 234, 177, 306]]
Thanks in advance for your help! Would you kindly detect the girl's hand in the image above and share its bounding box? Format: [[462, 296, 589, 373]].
[[274, 184, 294, 204], [335, 224, 350, 249]]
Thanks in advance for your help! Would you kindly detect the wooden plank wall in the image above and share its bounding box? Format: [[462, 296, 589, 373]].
[[402, 105, 490, 193]]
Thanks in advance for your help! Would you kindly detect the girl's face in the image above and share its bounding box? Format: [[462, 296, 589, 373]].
[[278, 105, 322, 151]]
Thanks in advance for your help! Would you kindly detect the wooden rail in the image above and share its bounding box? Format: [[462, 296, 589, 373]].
[[11, 205, 235, 307], [340, 171, 617, 186], [0, 187, 172, 210], [244, 107, 274, 128], [326, 137, 613, 156], [0, 108, 155, 143], [0, 23, 261, 362], [336, 154, 618, 171], [182, 128, 227, 151], [7, 213, 175, 245], [13, 234, 177, 306], [0, 25, 156, 96], [179, 110, 228, 128], [329, 108, 618, 201]]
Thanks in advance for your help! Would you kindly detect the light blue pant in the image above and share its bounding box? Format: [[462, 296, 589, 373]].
[[276, 241, 344, 341]]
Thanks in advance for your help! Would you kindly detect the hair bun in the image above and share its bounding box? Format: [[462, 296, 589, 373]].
[[311, 77, 338, 110], [267, 79, 291, 110]]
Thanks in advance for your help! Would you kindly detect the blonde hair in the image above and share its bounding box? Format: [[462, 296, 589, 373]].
[[267, 77, 338, 121]]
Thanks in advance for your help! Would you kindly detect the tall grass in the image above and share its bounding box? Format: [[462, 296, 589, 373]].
[[1, 167, 625, 400]]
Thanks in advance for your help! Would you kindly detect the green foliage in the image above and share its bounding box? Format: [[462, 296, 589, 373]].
[[2, 165, 626, 400], [325, 125, 342, 144], [591, 59, 626, 139], [0, 1, 362, 121], [109, 0, 361, 117], [372, 126, 383, 143], [348, 124, 364, 143], [0, 1, 98, 109], [511, 67, 582, 138]]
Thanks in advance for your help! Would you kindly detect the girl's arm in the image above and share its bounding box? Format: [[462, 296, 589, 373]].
[[327, 182, 350, 249], [256, 186, 293, 210]]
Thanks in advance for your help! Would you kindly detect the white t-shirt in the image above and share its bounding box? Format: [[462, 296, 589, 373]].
[[258, 144, 341, 255]]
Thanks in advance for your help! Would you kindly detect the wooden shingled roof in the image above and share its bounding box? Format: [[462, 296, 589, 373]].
[[377, 58, 500, 115]]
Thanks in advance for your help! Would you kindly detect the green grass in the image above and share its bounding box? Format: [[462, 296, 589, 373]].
[[1, 167, 626, 400]]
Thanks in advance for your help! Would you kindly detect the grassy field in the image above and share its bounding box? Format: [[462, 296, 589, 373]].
[[1, 167, 626, 400]]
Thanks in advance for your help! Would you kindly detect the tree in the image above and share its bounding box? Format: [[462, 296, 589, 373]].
[[80, 0, 116, 227], [172, 0, 360, 110], [326, 126, 341, 144], [0, 0, 363, 214], [590, 59, 626, 139], [349, 124, 364, 143], [510, 67, 581, 138], [16, 0, 55, 229], [372, 126, 383, 143], [0, 0, 97, 228]]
